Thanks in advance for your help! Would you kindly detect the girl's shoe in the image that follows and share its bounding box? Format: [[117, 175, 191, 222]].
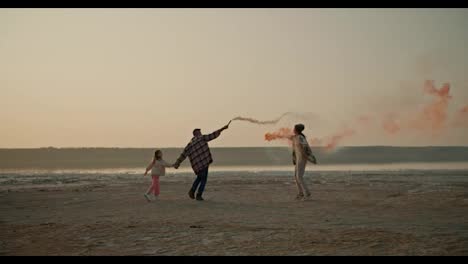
[[144, 193, 152, 202]]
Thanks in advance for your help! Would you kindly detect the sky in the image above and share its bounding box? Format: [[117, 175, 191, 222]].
[[1, 8, 468, 148]]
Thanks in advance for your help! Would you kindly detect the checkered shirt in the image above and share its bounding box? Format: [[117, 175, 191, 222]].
[[175, 129, 221, 174]]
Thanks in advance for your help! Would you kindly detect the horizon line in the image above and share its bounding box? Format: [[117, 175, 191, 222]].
[[2, 145, 468, 150]]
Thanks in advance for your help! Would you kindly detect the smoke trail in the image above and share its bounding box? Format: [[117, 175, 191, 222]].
[[423, 80, 451, 98], [382, 114, 401, 135], [375, 81, 452, 135], [460, 105, 468, 114], [309, 137, 322, 146], [453, 105, 468, 127], [263, 80, 467, 149], [264, 127, 355, 152], [356, 115, 374, 126], [232, 111, 323, 126], [416, 80, 452, 131], [322, 128, 356, 151], [461, 105, 468, 114], [232, 112, 290, 125], [264, 127, 293, 141]]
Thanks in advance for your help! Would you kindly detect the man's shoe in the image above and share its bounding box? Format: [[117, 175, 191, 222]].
[[188, 189, 195, 199]]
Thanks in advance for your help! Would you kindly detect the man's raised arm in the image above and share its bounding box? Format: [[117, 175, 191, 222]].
[[202, 122, 230, 142]]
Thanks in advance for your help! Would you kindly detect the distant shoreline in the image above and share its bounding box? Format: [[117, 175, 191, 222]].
[[2, 146, 468, 150], [1, 146, 468, 169]]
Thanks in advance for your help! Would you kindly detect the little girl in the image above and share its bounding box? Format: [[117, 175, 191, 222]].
[[143, 150, 174, 201]]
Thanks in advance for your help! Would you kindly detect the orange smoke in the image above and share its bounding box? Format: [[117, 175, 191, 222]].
[[382, 114, 401, 135], [415, 80, 452, 132], [322, 128, 356, 151], [263, 80, 467, 149], [461, 105, 468, 114], [264, 127, 354, 152], [380, 81, 452, 135], [453, 105, 468, 127], [423, 80, 451, 98], [356, 115, 373, 125], [264, 127, 293, 141], [309, 137, 323, 146]]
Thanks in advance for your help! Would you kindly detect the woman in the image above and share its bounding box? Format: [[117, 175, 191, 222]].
[[291, 124, 317, 201]]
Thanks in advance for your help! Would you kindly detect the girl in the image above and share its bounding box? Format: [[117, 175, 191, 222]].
[[291, 124, 317, 201], [143, 150, 174, 201]]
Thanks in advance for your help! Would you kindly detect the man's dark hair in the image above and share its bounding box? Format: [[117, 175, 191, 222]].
[[193, 128, 201, 136]]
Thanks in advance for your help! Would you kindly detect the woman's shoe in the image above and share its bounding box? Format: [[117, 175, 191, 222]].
[[295, 194, 304, 200]]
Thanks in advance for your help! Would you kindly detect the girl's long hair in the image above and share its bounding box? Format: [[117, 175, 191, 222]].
[[153, 150, 162, 161]]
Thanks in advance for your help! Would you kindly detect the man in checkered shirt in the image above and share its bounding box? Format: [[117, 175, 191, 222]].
[[174, 123, 230, 201]]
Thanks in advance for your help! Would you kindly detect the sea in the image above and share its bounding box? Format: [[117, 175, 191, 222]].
[[1, 147, 468, 189]]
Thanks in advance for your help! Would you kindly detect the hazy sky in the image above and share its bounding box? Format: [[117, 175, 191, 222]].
[[1, 8, 468, 148]]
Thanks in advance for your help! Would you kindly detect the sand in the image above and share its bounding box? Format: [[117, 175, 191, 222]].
[[1, 173, 468, 255]]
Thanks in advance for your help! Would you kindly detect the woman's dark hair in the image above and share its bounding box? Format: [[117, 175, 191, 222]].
[[294, 124, 306, 138]]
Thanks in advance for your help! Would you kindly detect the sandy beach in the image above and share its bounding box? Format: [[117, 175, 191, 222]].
[[1, 171, 468, 256]]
